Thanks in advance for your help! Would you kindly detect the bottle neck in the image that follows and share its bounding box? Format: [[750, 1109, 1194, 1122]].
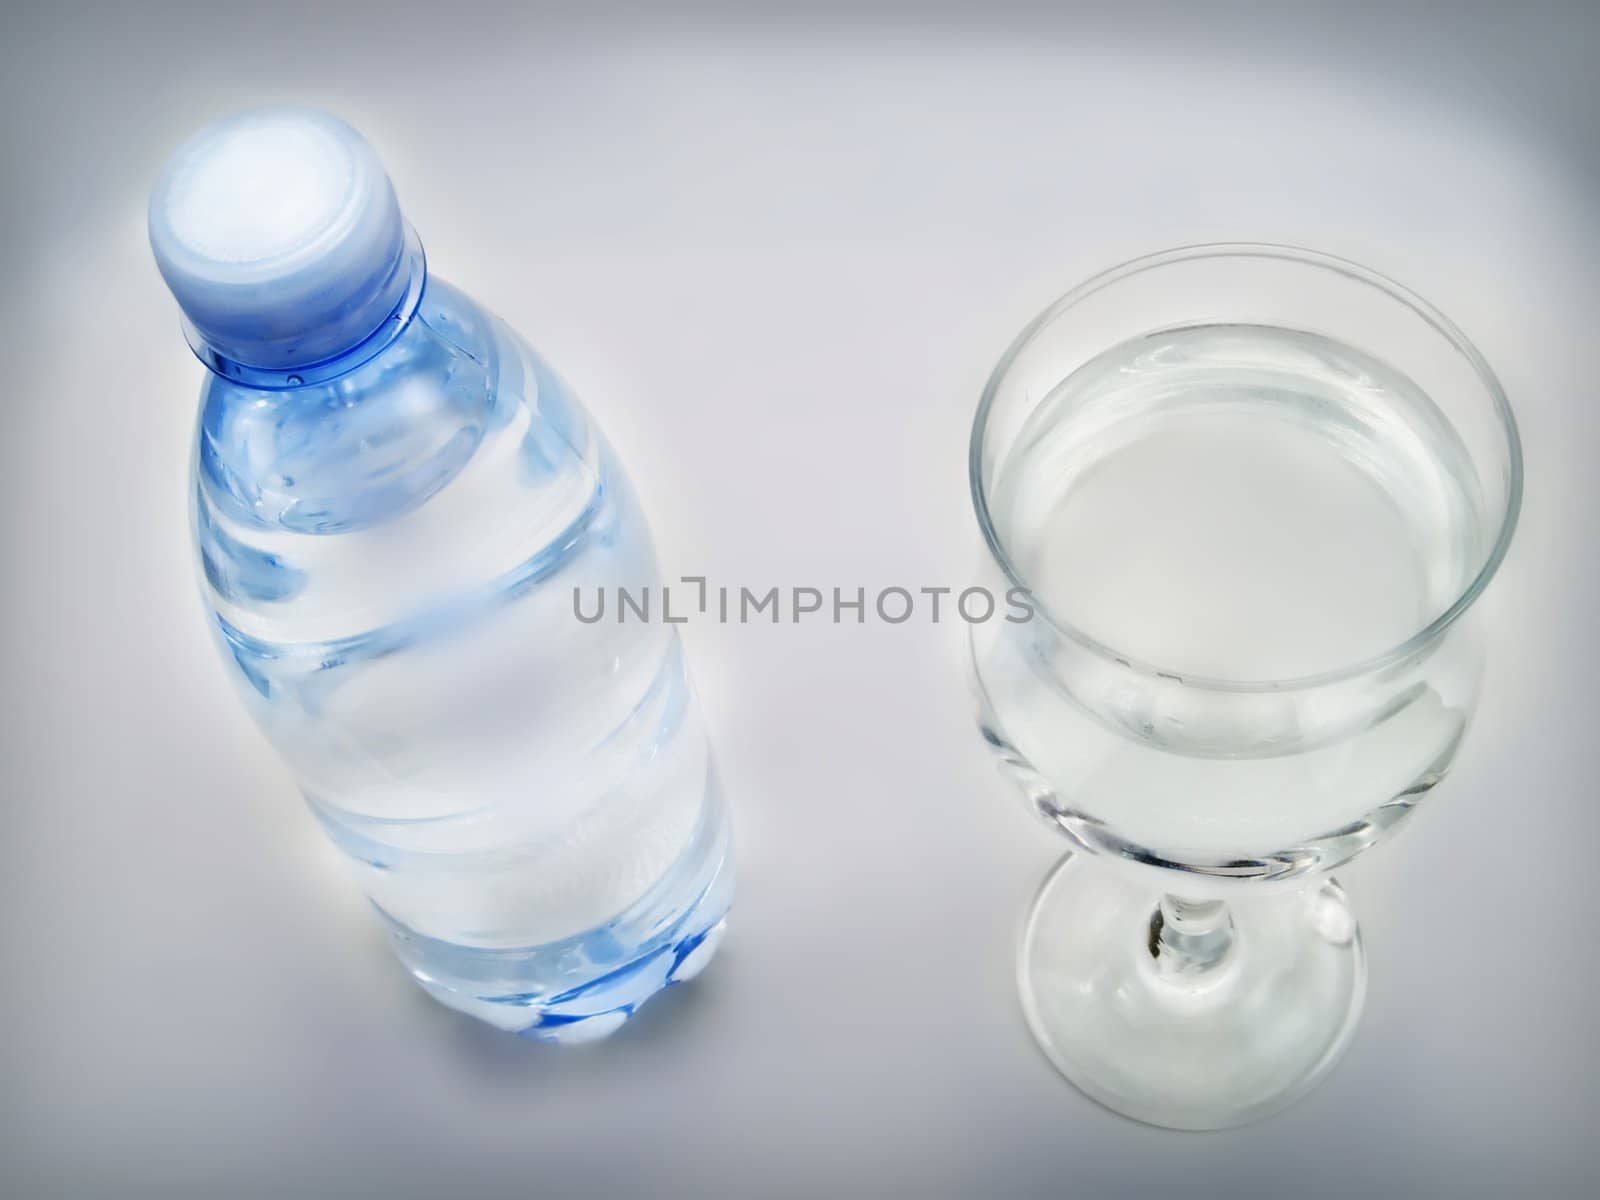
[[186, 229, 428, 391]]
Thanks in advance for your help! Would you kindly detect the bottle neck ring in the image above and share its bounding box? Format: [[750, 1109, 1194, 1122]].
[[185, 228, 428, 391]]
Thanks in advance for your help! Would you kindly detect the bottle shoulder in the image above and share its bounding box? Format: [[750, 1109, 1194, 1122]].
[[191, 277, 646, 644], [194, 277, 510, 535], [198, 279, 604, 527]]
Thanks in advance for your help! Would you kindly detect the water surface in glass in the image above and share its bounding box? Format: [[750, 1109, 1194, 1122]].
[[981, 323, 1489, 860], [992, 323, 1484, 682]]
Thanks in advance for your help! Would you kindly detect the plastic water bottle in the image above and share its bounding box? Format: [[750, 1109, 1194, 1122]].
[[149, 107, 733, 1041]]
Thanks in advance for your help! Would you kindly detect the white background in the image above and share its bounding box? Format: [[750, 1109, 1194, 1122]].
[[2, 3, 1595, 1195]]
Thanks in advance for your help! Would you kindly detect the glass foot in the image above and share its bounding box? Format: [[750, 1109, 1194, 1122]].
[[1018, 854, 1365, 1130]]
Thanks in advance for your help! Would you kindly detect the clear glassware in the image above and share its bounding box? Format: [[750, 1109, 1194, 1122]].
[[969, 245, 1521, 1128], [151, 108, 733, 1042]]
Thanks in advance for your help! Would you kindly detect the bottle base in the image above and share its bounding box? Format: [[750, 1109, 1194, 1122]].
[[376, 833, 733, 1043]]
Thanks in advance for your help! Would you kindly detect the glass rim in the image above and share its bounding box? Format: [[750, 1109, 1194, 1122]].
[[968, 242, 1525, 694]]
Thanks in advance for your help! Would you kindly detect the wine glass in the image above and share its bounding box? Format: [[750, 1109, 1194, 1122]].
[[969, 245, 1521, 1129]]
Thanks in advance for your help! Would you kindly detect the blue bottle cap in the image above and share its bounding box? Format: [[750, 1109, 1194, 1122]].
[[149, 107, 411, 372]]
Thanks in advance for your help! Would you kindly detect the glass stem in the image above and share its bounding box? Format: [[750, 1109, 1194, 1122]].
[[1151, 894, 1234, 976]]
